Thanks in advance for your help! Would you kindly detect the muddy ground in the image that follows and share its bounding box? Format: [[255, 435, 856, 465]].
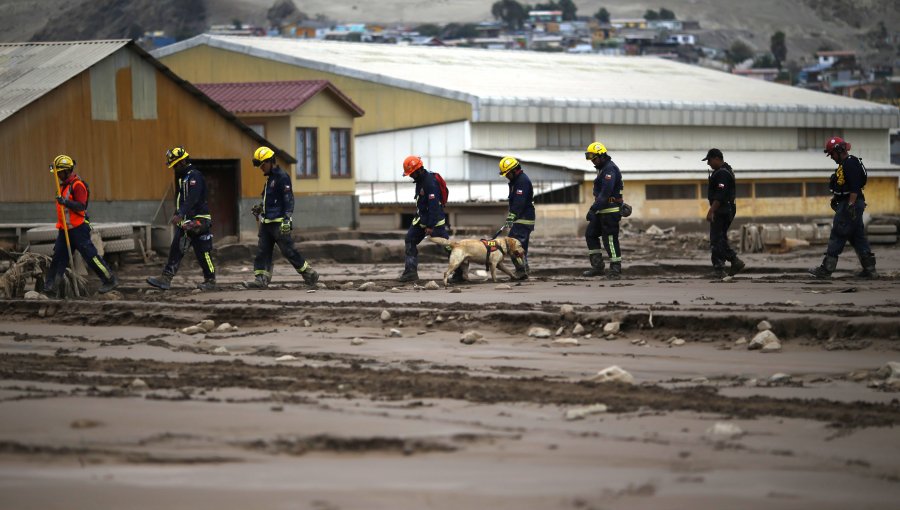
[[1, 230, 899, 509]]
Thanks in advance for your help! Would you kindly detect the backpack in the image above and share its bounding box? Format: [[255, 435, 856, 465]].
[[432, 172, 449, 206]]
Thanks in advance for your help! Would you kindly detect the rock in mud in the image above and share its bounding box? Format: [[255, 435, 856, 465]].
[[527, 326, 552, 339], [390, 287, 403, 293], [769, 373, 791, 383], [181, 325, 205, 335], [494, 284, 512, 290], [316, 282, 327, 289], [341, 282, 355, 290], [670, 338, 686, 347], [424, 281, 441, 290], [552, 337, 580, 346], [590, 365, 635, 384], [380, 310, 392, 322], [734, 337, 747, 346], [603, 322, 621, 334], [389, 328, 402, 337], [572, 323, 586, 335], [198, 320, 216, 332], [876, 362, 900, 386], [757, 320, 772, 331], [705, 422, 744, 440], [215, 323, 238, 332], [748, 330, 779, 350], [555, 326, 565, 336], [435, 315, 445, 323], [212, 346, 229, 355], [130, 378, 148, 390], [351, 337, 366, 346], [24, 291, 47, 300], [275, 355, 298, 362], [564, 403, 607, 421], [449, 287, 462, 293], [761, 341, 782, 352], [357, 281, 377, 291], [460, 330, 484, 345], [559, 304, 576, 322], [302, 319, 311, 327]]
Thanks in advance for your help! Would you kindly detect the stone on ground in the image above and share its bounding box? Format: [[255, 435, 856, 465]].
[[603, 321, 621, 334], [424, 281, 441, 290], [527, 326, 552, 339], [565, 404, 608, 420], [748, 330, 779, 350], [589, 365, 635, 384]]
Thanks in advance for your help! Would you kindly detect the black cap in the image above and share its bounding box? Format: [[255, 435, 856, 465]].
[[702, 148, 723, 161]]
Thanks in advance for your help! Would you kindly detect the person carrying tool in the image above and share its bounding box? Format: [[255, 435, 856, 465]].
[[582, 142, 625, 279], [147, 147, 216, 291], [399, 155, 460, 282], [498, 156, 533, 279], [44, 155, 118, 295], [244, 146, 319, 289], [809, 136, 877, 279], [704, 148, 745, 278]]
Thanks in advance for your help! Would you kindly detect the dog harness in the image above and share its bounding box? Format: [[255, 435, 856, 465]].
[[480, 239, 506, 273]]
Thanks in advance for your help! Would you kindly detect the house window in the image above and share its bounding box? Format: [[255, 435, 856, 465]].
[[295, 128, 317, 178], [330, 128, 351, 178], [247, 123, 265, 137], [646, 184, 697, 200], [537, 124, 593, 149], [805, 181, 832, 197], [756, 182, 803, 198]]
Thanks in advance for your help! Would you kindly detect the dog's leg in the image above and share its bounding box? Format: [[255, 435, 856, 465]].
[[497, 259, 517, 280], [445, 250, 464, 286]]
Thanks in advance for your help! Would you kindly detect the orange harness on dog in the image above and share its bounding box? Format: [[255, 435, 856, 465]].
[[480, 239, 506, 273]]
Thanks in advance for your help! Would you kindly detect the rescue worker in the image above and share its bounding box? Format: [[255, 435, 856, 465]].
[[244, 146, 319, 289], [44, 155, 118, 295], [704, 148, 746, 278], [499, 156, 534, 279], [147, 147, 216, 291], [399, 155, 452, 282], [582, 142, 624, 279], [809, 136, 877, 279]]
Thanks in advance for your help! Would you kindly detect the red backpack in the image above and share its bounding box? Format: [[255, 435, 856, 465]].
[[432, 172, 449, 207]]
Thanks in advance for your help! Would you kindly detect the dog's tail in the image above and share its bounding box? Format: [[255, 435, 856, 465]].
[[428, 236, 451, 247]]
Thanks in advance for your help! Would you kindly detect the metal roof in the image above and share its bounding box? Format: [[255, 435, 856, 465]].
[[0, 40, 128, 123], [153, 35, 900, 129], [195, 80, 364, 116], [466, 149, 900, 182], [0, 39, 295, 164]]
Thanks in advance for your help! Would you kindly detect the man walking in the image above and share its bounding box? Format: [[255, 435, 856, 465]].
[[399, 155, 451, 282], [582, 142, 624, 279], [704, 148, 745, 278], [498, 156, 533, 279]]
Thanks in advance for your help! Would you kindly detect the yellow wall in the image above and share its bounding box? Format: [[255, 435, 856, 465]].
[[583, 177, 900, 221], [158, 45, 472, 136]]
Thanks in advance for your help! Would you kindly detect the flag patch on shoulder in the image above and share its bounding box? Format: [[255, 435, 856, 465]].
[[516, 189, 523, 195]]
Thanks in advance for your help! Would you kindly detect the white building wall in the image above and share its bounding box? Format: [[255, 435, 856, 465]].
[[355, 120, 470, 182], [470, 123, 537, 149], [593, 125, 798, 151], [843, 129, 890, 163]]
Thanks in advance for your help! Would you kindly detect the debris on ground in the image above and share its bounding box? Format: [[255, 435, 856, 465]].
[[0, 250, 86, 299], [590, 366, 635, 384], [564, 404, 607, 421]]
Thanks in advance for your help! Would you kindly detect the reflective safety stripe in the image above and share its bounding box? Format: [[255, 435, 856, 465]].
[[411, 216, 420, 226], [254, 269, 271, 276], [193, 214, 212, 220], [297, 261, 310, 273], [92, 256, 111, 279], [419, 218, 446, 228], [204, 253, 215, 274], [513, 219, 536, 225], [262, 217, 283, 224], [599, 207, 620, 214], [587, 249, 604, 255], [608, 235, 621, 262]]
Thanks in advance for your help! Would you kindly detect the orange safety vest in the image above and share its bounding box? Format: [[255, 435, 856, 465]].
[[55, 177, 88, 229]]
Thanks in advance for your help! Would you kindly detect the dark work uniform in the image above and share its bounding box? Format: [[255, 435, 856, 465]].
[[253, 166, 310, 280], [163, 165, 215, 280], [707, 163, 737, 269], [507, 170, 535, 255], [404, 170, 449, 273], [585, 159, 623, 263], [825, 155, 871, 259]]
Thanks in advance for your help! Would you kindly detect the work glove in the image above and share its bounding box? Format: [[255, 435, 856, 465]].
[[55, 196, 76, 209], [280, 217, 293, 234], [847, 203, 857, 221], [251, 203, 263, 217], [171, 214, 183, 226]]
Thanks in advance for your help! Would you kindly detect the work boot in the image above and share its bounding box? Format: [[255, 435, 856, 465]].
[[147, 273, 172, 290], [710, 266, 727, 279], [808, 255, 838, 279], [41, 276, 58, 297], [98, 275, 118, 294], [606, 262, 622, 280], [727, 256, 746, 276], [301, 268, 319, 287], [854, 252, 878, 279], [197, 279, 216, 291], [398, 269, 418, 282], [449, 268, 466, 283], [581, 253, 605, 277], [243, 275, 269, 289]]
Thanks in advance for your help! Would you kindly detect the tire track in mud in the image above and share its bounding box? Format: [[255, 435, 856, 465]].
[[3, 353, 899, 428]]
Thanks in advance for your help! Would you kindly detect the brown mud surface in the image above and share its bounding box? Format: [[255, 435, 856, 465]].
[[1, 232, 899, 509]]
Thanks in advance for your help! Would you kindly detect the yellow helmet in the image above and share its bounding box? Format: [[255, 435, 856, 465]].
[[165, 146, 189, 168], [585, 142, 608, 160], [498, 156, 520, 176], [50, 154, 75, 173], [253, 146, 276, 167]]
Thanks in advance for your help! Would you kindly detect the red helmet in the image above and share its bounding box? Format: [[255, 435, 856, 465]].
[[824, 136, 850, 156], [402, 155, 424, 176]]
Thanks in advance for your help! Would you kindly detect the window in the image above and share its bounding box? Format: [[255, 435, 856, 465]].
[[646, 184, 697, 200], [798, 128, 842, 150], [537, 124, 593, 149], [247, 123, 265, 138], [755, 182, 803, 198], [805, 181, 832, 197], [295, 128, 317, 178], [736, 183, 752, 198], [330, 128, 351, 178]]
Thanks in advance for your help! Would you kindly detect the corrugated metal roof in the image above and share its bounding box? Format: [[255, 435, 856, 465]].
[[153, 35, 900, 129], [0, 40, 129, 123], [195, 80, 364, 116], [466, 149, 900, 181]]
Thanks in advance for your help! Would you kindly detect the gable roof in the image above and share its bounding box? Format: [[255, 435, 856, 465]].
[[153, 35, 899, 129], [0, 39, 295, 163], [195, 80, 364, 116]]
